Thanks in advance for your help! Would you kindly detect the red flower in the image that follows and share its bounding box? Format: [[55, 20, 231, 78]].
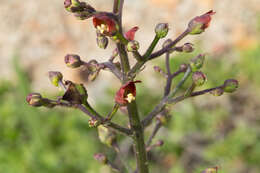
[[115, 81, 141, 105], [188, 10, 216, 35], [124, 26, 139, 41], [93, 14, 117, 36]]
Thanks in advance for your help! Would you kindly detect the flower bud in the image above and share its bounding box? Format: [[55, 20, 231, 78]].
[[192, 71, 207, 86], [162, 39, 172, 48], [94, 153, 108, 164], [96, 35, 109, 49], [48, 71, 63, 87], [88, 118, 99, 127], [98, 125, 116, 147], [188, 10, 216, 35], [210, 88, 224, 96], [190, 54, 205, 72], [64, 0, 80, 12], [156, 140, 164, 147], [64, 54, 83, 68], [182, 43, 194, 53], [222, 79, 238, 93], [127, 40, 140, 52], [155, 23, 169, 38], [179, 63, 188, 72], [26, 93, 43, 107]]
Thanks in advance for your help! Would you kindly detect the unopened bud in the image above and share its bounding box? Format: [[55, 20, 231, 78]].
[[192, 71, 207, 86], [155, 23, 169, 38], [162, 39, 172, 48], [210, 88, 224, 96], [26, 93, 43, 107], [48, 71, 63, 87], [223, 79, 238, 93], [96, 35, 109, 49], [64, 0, 80, 12], [182, 43, 194, 53], [88, 118, 99, 127], [188, 10, 216, 35], [127, 40, 140, 52], [179, 64, 188, 72], [94, 153, 108, 164], [64, 54, 83, 68], [156, 140, 164, 147], [190, 54, 205, 72]]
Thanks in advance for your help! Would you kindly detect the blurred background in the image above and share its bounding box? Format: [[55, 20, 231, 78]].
[[0, 0, 260, 172]]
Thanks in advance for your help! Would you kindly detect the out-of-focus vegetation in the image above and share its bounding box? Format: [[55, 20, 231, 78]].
[[1, 22, 260, 173]]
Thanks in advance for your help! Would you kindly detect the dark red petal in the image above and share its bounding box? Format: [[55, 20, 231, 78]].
[[124, 26, 139, 41], [115, 80, 141, 105], [196, 10, 216, 29]]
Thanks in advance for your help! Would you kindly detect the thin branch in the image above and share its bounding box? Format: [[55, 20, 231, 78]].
[[100, 61, 123, 80], [146, 121, 161, 147], [149, 29, 190, 60]]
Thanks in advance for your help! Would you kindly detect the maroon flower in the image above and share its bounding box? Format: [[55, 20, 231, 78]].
[[124, 26, 139, 41], [115, 81, 141, 105], [93, 14, 117, 36], [188, 10, 216, 35]]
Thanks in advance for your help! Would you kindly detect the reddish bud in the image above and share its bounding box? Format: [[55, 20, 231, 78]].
[[26, 93, 43, 107], [179, 64, 188, 72], [192, 71, 207, 86], [223, 79, 238, 93], [124, 26, 139, 41], [93, 14, 118, 36], [94, 153, 108, 164], [64, 54, 83, 68], [188, 10, 216, 35], [115, 81, 141, 105]]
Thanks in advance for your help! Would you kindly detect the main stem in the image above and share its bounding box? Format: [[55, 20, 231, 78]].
[[127, 101, 149, 173], [113, 1, 149, 172]]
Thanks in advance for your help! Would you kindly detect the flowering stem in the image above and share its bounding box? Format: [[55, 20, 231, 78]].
[[146, 120, 161, 147], [127, 101, 149, 173]]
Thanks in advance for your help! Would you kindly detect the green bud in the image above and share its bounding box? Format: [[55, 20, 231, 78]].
[[127, 40, 140, 52], [26, 93, 43, 107], [155, 23, 169, 38], [192, 71, 207, 86], [48, 71, 63, 87], [96, 35, 109, 49], [64, 54, 83, 68], [190, 54, 205, 72], [210, 88, 224, 96], [98, 125, 116, 147], [223, 79, 239, 93], [94, 153, 108, 164]]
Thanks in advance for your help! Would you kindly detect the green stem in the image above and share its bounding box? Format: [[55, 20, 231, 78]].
[[169, 66, 192, 98], [143, 35, 160, 60], [128, 35, 160, 77], [127, 101, 149, 173]]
